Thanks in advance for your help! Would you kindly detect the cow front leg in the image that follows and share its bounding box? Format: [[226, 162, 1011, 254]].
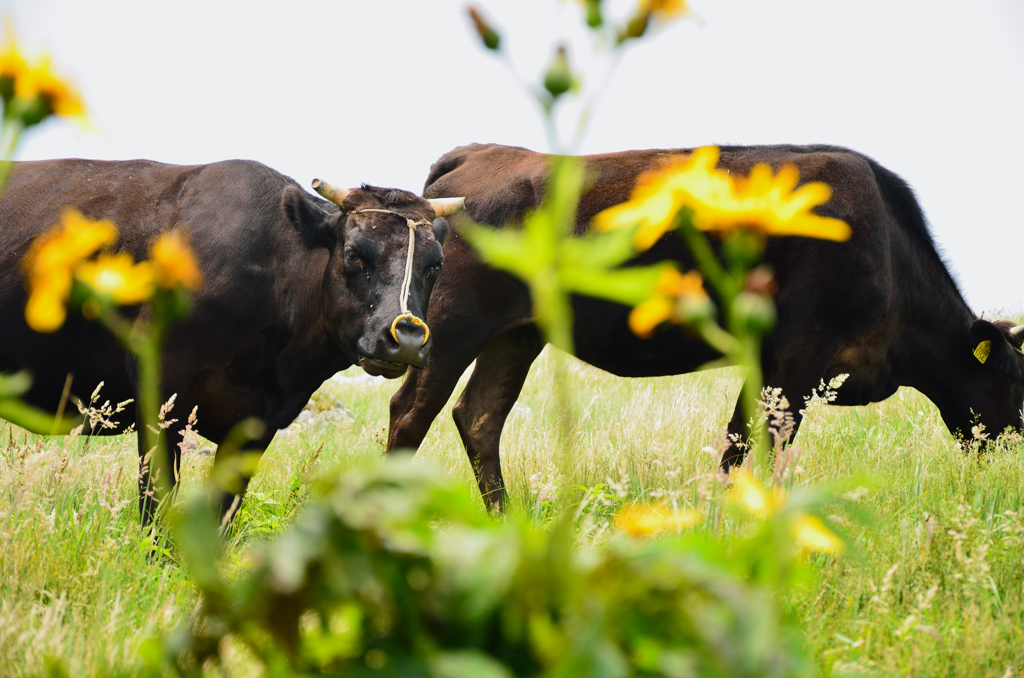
[[388, 323, 494, 453], [451, 325, 544, 512]]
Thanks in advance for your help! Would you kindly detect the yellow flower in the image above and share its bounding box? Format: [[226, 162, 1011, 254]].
[[0, 22, 84, 122], [594, 146, 851, 249], [15, 53, 85, 118], [24, 270, 70, 333], [0, 24, 27, 84], [728, 469, 846, 556], [656, 267, 705, 297], [76, 252, 156, 305], [730, 469, 785, 518], [629, 296, 673, 338], [23, 209, 118, 275], [628, 268, 708, 338], [792, 514, 845, 555], [616, 503, 700, 536], [22, 209, 119, 333], [151, 229, 203, 291], [640, 0, 688, 19]]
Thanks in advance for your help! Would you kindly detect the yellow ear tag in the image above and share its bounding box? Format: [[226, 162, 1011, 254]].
[[973, 340, 992, 364]]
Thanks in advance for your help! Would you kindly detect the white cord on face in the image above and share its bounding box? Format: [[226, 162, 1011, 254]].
[[353, 208, 432, 345]]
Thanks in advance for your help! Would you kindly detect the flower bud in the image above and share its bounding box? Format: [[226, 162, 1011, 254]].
[[744, 265, 777, 297], [10, 94, 49, 127], [723, 230, 766, 270], [618, 11, 650, 43], [732, 292, 776, 335], [543, 46, 573, 99], [677, 293, 715, 325], [466, 6, 501, 51], [584, 0, 603, 28]]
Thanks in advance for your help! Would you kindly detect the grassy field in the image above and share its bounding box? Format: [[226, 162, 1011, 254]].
[[1, 348, 1023, 676]]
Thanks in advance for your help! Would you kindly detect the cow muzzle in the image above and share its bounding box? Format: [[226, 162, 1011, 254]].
[[387, 312, 430, 367], [358, 312, 431, 378]]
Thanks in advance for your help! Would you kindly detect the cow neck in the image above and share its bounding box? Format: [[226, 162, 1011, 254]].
[[353, 208, 432, 345]]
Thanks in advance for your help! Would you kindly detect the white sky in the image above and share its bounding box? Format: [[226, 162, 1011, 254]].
[[5, 0, 1024, 314]]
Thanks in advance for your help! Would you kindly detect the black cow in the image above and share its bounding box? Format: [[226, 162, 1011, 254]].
[[0, 158, 461, 525], [387, 143, 1024, 510]]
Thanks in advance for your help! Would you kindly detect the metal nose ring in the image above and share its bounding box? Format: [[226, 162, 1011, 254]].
[[391, 311, 430, 346]]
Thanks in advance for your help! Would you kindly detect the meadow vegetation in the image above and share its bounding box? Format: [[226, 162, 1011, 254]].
[[2, 352, 1022, 676], [2, 5, 1022, 676]]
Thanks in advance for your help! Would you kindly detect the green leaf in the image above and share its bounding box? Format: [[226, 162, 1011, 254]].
[[171, 494, 225, 592], [559, 226, 638, 270], [429, 651, 514, 678], [560, 263, 671, 307], [0, 397, 80, 435], [0, 371, 32, 398], [459, 222, 538, 278]]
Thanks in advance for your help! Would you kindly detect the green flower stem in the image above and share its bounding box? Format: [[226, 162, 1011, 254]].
[[677, 218, 770, 469], [97, 306, 171, 511], [694, 319, 742, 357], [736, 332, 767, 467], [676, 215, 730, 305], [0, 117, 24, 193]]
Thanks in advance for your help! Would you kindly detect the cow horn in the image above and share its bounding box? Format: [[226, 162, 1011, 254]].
[[311, 179, 352, 206], [1009, 324, 1024, 348], [427, 197, 466, 217]]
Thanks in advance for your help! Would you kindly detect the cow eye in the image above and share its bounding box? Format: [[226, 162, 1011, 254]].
[[344, 249, 362, 265], [426, 260, 444, 277]]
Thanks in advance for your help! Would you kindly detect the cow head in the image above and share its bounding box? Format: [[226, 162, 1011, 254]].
[[282, 181, 463, 378], [945, 319, 1024, 442]]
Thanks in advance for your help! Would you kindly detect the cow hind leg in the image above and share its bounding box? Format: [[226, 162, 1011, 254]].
[[451, 325, 544, 512], [720, 340, 839, 472]]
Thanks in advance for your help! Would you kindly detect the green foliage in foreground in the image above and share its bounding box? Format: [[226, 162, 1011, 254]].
[[3, 358, 1024, 677], [149, 460, 809, 678]]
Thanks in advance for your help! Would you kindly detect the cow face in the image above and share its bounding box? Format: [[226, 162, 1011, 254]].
[[283, 184, 450, 379], [946, 319, 1024, 442]]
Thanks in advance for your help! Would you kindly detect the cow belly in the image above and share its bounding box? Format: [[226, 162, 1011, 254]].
[[824, 343, 897, 406]]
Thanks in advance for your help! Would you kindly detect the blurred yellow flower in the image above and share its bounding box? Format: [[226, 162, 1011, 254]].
[[0, 22, 84, 123], [640, 0, 688, 19], [657, 267, 705, 297], [24, 270, 70, 333], [629, 296, 673, 339], [23, 209, 117, 274], [22, 209, 118, 332], [730, 469, 785, 518], [628, 268, 708, 338], [151, 229, 203, 291], [792, 514, 845, 555], [0, 25, 27, 84], [616, 503, 700, 536], [730, 470, 846, 555], [594, 146, 851, 249], [15, 53, 85, 118], [76, 252, 156, 305]]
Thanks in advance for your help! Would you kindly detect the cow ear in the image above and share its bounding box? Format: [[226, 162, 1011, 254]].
[[282, 185, 336, 248], [431, 217, 449, 247], [969, 319, 1014, 370]]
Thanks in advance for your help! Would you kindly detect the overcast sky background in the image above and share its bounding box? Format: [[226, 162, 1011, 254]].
[[4, 0, 1024, 314]]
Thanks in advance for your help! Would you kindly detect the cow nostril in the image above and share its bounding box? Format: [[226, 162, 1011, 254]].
[[390, 312, 430, 347]]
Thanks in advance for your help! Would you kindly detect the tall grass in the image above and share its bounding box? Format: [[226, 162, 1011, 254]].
[[2, 350, 1023, 676]]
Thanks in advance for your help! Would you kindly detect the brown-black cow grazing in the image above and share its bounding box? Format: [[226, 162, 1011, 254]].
[[0, 158, 463, 525], [387, 142, 1024, 510]]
